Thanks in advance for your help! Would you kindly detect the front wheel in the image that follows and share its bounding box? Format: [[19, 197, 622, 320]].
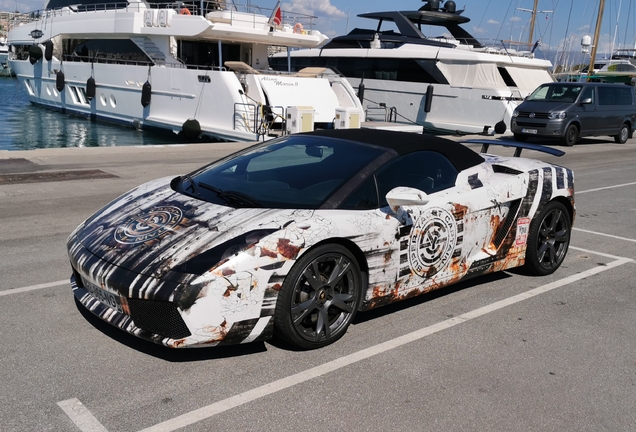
[[614, 123, 630, 144], [274, 244, 362, 349], [523, 201, 571, 276], [562, 124, 579, 146]]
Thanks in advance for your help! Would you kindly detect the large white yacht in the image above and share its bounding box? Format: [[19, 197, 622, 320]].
[[271, 0, 554, 135], [0, 37, 12, 77], [7, 0, 364, 141]]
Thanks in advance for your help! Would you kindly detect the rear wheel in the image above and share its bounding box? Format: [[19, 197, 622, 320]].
[[523, 201, 571, 276], [513, 133, 528, 142], [274, 244, 361, 349], [614, 123, 630, 144], [562, 124, 579, 146]]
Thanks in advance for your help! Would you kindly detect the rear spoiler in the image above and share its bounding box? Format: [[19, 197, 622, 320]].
[[462, 140, 565, 157]]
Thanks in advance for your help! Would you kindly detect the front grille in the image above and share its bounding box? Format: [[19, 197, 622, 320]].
[[128, 298, 191, 339], [516, 111, 551, 119], [515, 120, 548, 128]]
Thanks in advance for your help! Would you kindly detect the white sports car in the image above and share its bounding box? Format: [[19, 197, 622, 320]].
[[68, 129, 575, 349]]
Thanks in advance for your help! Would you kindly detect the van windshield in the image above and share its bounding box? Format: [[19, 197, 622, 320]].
[[527, 84, 583, 103]]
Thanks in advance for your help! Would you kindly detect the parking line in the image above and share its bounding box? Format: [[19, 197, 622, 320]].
[[57, 398, 109, 432], [577, 181, 636, 194], [573, 228, 636, 244], [0, 279, 67, 297], [137, 257, 631, 432], [570, 246, 635, 261]]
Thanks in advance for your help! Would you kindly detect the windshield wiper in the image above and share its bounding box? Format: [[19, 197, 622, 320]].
[[198, 182, 262, 208], [181, 174, 201, 196]]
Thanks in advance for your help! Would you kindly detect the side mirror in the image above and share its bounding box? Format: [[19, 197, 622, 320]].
[[385, 187, 429, 211], [580, 97, 592, 105]]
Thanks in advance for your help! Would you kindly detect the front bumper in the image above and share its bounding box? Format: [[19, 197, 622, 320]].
[[511, 119, 566, 138]]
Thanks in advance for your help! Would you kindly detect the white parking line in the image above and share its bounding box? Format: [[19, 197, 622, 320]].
[[0, 279, 67, 297], [57, 398, 109, 432], [570, 246, 635, 261], [577, 181, 636, 194], [573, 228, 636, 244], [136, 257, 631, 432]]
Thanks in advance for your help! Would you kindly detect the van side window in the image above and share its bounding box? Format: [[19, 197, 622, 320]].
[[581, 86, 594, 104], [598, 86, 633, 106]]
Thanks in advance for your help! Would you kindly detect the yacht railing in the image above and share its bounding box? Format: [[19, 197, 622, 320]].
[[7, 1, 319, 33], [427, 36, 543, 59]]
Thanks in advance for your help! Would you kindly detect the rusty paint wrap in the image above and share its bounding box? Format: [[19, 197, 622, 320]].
[[68, 149, 574, 348]]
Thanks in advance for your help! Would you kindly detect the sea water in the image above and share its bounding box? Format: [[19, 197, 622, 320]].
[[0, 77, 178, 151]]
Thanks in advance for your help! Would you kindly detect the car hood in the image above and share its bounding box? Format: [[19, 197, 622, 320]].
[[74, 177, 312, 278], [517, 100, 573, 113]]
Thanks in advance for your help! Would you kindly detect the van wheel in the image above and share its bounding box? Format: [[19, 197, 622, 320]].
[[513, 133, 527, 142], [562, 124, 579, 146], [614, 123, 630, 144]]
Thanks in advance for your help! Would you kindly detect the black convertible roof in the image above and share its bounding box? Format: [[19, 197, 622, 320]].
[[303, 129, 485, 171]]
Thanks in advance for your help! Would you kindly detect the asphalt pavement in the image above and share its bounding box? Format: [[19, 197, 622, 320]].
[[1, 133, 635, 432]]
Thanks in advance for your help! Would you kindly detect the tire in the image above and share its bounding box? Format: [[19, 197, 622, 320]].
[[523, 201, 571, 276], [562, 124, 579, 146], [274, 244, 362, 349], [614, 123, 629, 144], [513, 133, 528, 142]]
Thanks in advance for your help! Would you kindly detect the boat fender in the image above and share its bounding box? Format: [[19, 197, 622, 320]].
[[357, 82, 365, 104], [293, 23, 304, 34], [141, 81, 151, 107], [424, 85, 434, 113], [182, 118, 201, 139], [44, 40, 54, 61], [180, 7, 191, 15], [29, 45, 43, 65], [494, 120, 506, 134], [86, 77, 96, 101], [56, 70, 65, 92]]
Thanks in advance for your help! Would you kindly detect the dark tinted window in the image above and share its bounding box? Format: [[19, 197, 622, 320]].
[[340, 177, 378, 210], [184, 136, 385, 208], [598, 86, 634, 106], [270, 57, 448, 84], [375, 151, 458, 207]]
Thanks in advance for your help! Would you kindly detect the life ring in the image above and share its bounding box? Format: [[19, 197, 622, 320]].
[[293, 22, 304, 34], [180, 7, 191, 15]]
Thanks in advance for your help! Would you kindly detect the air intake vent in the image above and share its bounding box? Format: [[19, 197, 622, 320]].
[[494, 199, 522, 248], [128, 298, 191, 339], [492, 165, 523, 175]]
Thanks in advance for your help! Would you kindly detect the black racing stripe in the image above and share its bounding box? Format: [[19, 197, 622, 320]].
[[468, 173, 483, 189], [519, 169, 539, 217], [556, 167, 565, 189], [217, 318, 260, 346]]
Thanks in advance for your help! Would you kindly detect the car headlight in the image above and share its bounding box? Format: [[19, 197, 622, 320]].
[[548, 111, 567, 120], [512, 109, 519, 117]]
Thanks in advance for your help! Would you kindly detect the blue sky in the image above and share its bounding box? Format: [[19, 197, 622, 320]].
[[4, 0, 634, 60]]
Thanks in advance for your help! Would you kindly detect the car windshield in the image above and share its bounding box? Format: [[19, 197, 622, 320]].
[[527, 84, 583, 103], [178, 135, 386, 209]]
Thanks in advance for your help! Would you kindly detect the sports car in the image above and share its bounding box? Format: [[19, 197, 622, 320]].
[[68, 129, 575, 350]]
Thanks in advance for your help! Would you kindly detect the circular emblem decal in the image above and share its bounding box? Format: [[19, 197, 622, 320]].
[[408, 207, 457, 277], [114, 206, 183, 244]]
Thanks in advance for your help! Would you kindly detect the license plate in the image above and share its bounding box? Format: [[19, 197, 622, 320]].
[[81, 276, 123, 313], [521, 128, 537, 134]]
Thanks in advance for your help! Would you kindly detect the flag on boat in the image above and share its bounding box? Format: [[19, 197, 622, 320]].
[[269, 0, 282, 26]]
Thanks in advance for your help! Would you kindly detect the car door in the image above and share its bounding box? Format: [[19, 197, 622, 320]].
[[371, 153, 528, 296], [577, 85, 598, 135]]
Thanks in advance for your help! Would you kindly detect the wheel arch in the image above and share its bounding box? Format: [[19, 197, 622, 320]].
[[552, 195, 575, 224]]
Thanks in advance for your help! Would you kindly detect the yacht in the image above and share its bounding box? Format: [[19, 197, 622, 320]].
[[7, 0, 364, 141], [0, 37, 12, 77], [271, 0, 553, 135]]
